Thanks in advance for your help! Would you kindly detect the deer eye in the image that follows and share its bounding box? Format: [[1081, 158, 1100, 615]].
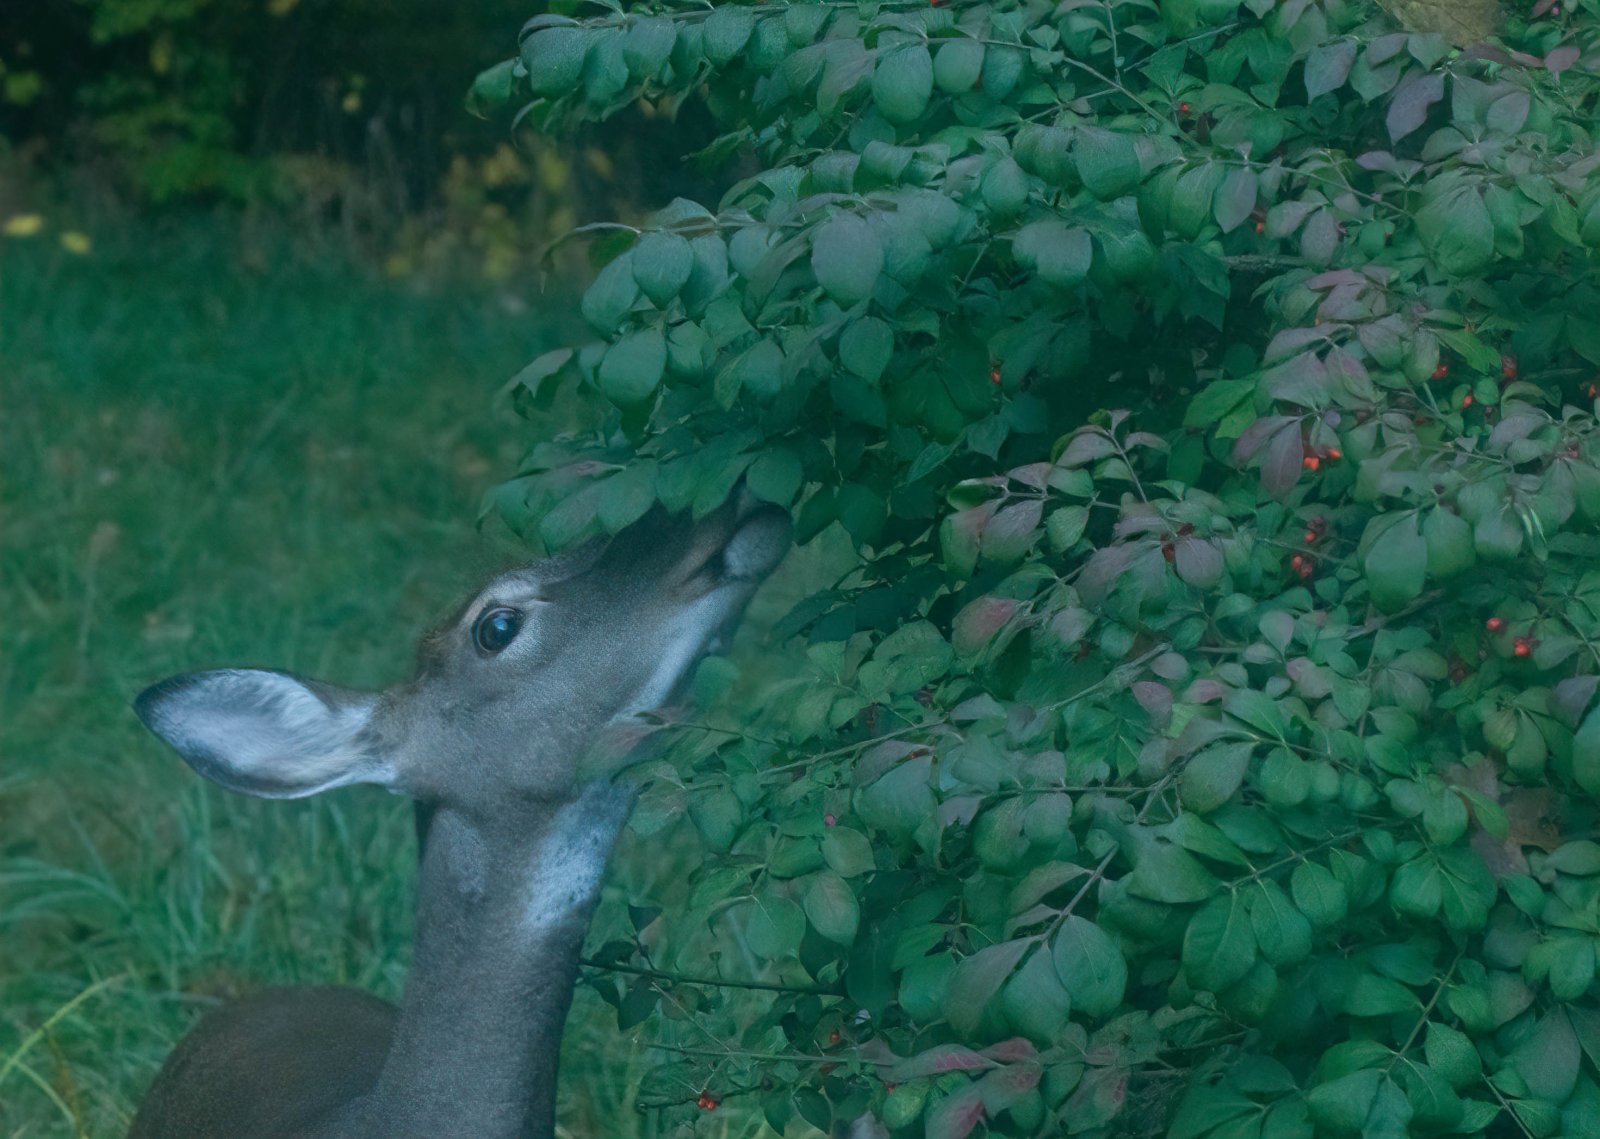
[[472, 607, 523, 655]]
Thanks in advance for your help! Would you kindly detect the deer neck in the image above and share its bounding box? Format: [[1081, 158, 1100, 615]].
[[357, 782, 632, 1139]]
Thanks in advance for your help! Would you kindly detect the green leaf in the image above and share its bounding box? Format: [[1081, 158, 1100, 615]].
[[597, 327, 666, 405], [521, 26, 591, 97], [582, 252, 640, 332], [933, 39, 984, 93], [1248, 880, 1312, 966], [999, 948, 1072, 1043], [1573, 704, 1600, 796], [1422, 507, 1475, 578], [631, 231, 694, 307], [1291, 862, 1349, 928], [621, 16, 676, 81], [802, 870, 860, 945], [1052, 916, 1126, 1019], [1074, 127, 1141, 200], [980, 158, 1030, 219], [1305, 1069, 1382, 1136], [811, 212, 883, 305], [1127, 842, 1221, 903], [1184, 891, 1258, 992], [745, 894, 807, 958], [821, 826, 875, 877], [466, 59, 517, 119], [746, 448, 803, 506], [839, 316, 893, 382], [1424, 1023, 1480, 1089], [1012, 220, 1092, 287], [596, 462, 656, 532], [945, 939, 1028, 1036], [1179, 742, 1252, 814], [1416, 186, 1495, 276], [1363, 513, 1426, 612], [871, 43, 933, 123], [702, 6, 755, 66], [728, 338, 784, 402], [1507, 1010, 1580, 1104], [688, 786, 742, 852]]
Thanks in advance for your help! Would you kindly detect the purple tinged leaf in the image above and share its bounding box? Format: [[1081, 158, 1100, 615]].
[[1264, 326, 1327, 364], [946, 940, 1029, 1037], [952, 597, 1019, 657], [889, 1044, 992, 1082], [980, 1038, 1038, 1063], [1265, 352, 1331, 407], [1007, 462, 1050, 489], [1366, 33, 1408, 65], [924, 1084, 986, 1139], [1486, 91, 1530, 134], [1299, 208, 1341, 264], [1132, 681, 1173, 727], [1546, 45, 1580, 74], [1174, 538, 1223, 588], [1305, 40, 1357, 99], [1059, 430, 1117, 467], [1387, 72, 1445, 142], [977, 1062, 1042, 1115], [1213, 167, 1258, 234], [1261, 422, 1305, 498], [1232, 414, 1297, 463], [1554, 676, 1600, 729]]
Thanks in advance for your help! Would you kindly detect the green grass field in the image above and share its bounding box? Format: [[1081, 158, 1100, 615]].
[[0, 219, 783, 1138]]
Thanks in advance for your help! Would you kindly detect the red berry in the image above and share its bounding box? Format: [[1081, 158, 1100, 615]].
[[829, 1030, 841, 1044], [1302, 455, 1320, 471], [1589, 383, 1598, 399], [1303, 530, 1317, 544], [1291, 554, 1304, 570], [990, 366, 1001, 385], [824, 813, 837, 827], [1179, 101, 1191, 113], [1514, 638, 1532, 658], [1501, 354, 1518, 380], [1432, 364, 1450, 380], [697, 1093, 719, 1111], [1462, 394, 1474, 408], [1486, 617, 1506, 632], [1298, 562, 1313, 579], [1254, 220, 1265, 234], [1326, 448, 1342, 460]]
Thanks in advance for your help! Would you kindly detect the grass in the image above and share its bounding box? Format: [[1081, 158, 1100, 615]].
[[0, 216, 785, 1138]]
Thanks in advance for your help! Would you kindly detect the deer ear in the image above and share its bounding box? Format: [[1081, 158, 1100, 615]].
[[134, 669, 391, 799]]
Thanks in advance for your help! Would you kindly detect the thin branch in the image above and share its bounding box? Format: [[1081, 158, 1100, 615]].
[[579, 956, 841, 996]]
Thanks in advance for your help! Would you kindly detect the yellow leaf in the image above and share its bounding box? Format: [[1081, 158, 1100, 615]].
[[149, 34, 173, 76], [3, 214, 43, 237], [60, 231, 91, 255], [268, 0, 301, 15]]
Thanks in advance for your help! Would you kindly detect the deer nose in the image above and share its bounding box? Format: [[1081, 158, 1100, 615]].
[[722, 504, 791, 581]]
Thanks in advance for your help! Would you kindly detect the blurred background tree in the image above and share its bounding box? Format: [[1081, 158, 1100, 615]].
[[0, 0, 724, 276]]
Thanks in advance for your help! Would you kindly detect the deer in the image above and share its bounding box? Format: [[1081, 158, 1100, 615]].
[[127, 496, 791, 1139]]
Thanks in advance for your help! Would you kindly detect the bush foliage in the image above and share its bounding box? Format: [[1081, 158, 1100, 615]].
[[480, 0, 1600, 1135]]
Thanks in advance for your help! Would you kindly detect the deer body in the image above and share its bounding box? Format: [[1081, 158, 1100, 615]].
[[128, 501, 789, 1139]]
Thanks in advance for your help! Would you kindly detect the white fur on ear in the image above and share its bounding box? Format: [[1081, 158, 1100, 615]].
[[134, 669, 390, 799]]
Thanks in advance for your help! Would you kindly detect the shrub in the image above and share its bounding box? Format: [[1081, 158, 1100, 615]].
[[479, 1, 1600, 1135]]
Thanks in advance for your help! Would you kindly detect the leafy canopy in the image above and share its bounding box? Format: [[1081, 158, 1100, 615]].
[[477, 0, 1600, 1135]]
